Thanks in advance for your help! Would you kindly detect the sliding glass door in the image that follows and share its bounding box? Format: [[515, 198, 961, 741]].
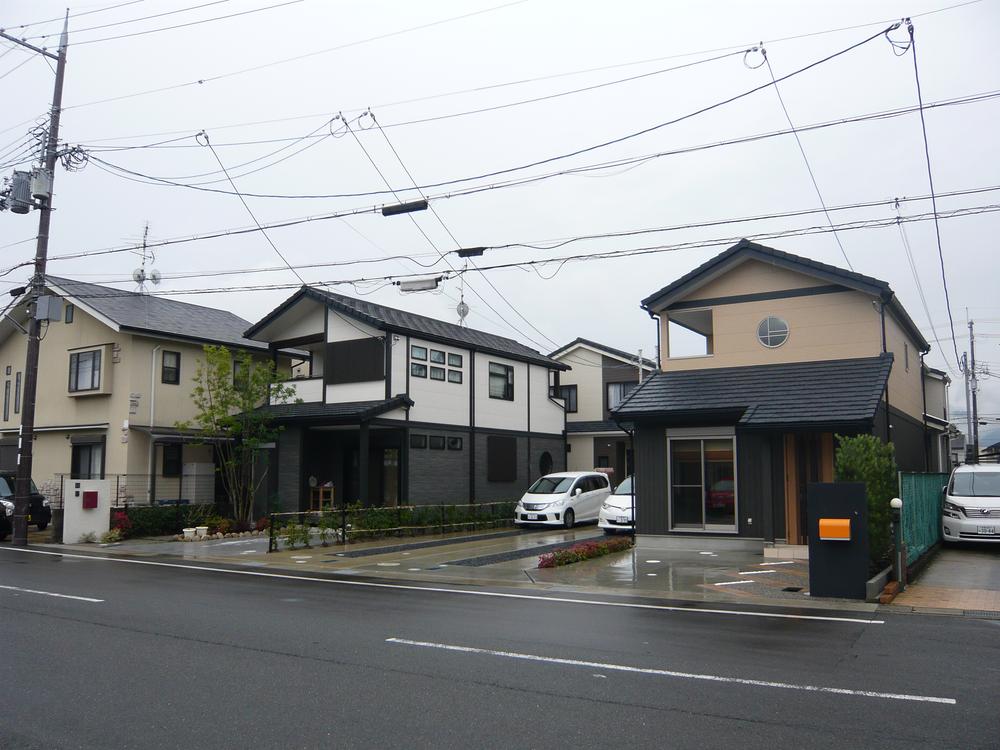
[[669, 437, 737, 532]]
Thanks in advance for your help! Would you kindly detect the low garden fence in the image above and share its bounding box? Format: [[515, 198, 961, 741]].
[[268, 501, 517, 552], [899, 471, 948, 567]]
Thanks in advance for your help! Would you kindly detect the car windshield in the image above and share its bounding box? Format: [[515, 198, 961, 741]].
[[950, 471, 1000, 497], [527, 476, 574, 494], [614, 477, 633, 495], [0, 477, 39, 496]]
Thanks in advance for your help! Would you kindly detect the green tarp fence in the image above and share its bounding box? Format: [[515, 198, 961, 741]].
[[899, 472, 947, 566]]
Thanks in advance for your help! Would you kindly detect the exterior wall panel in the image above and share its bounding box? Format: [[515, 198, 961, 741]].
[[634, 423, 667, 535]]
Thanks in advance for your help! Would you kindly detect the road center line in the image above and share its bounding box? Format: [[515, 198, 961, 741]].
[[0, 583, 103, 603], [0, 547, 883, 625], [386, 638, 956, 705]]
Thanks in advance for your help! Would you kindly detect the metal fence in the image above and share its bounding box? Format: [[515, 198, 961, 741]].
[[899, 472, 948, 566], [267, 501, 518, 553], [46, 473, 222, 509]]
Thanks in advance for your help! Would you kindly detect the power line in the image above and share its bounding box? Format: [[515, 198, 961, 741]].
[[762, 49, 853, 270], [25, 0, 232, 40], [0, 54, 37, 81], [70, 0, 304, 47], [199, 133, 304, 285], [4, 1, 147, 31], [38, 203, 1000, 307], [85, 83, 999, 205], [907, 19, 962, 370]]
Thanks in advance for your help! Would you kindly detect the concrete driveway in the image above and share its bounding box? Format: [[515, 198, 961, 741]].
[[893, 544, 1000, 614]]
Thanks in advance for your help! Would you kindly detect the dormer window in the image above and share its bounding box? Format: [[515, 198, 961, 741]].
[[757, 316, 789, 348]]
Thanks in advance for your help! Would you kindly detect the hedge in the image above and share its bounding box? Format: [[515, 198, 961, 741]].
[[120, 504, 217, 538], [538, 536, 634, 568]]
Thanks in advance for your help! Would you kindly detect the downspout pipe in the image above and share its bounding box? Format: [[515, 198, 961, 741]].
[[920, 352, 930, 470], [147, 345, 161, 504], [879, 299, 891, 443]]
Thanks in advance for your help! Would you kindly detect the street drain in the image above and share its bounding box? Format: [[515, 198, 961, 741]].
[[782, 586, 804, 592]]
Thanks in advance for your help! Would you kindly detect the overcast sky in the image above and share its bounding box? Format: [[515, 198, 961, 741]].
[[2, 0, 999, 445]]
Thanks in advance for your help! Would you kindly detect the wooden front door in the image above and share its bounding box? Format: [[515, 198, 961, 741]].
[[783, 432, 834, 545]]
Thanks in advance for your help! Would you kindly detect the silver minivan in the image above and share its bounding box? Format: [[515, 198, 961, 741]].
[[514, 471, 612, 529], [942, 464, 1000, 543]]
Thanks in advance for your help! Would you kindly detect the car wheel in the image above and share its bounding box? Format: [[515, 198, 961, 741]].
[[0, 531, 7, 542], [563, 509, 575, 530], [36, 522, 48, 531]]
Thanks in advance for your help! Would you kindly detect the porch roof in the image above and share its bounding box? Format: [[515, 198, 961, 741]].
[[612, 354, 893, 429], [566, 420, 629, 434], [258, 395, 414, 424]]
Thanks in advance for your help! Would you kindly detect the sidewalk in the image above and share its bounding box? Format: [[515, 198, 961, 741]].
[[890, 546, 1000, 616], [30, 525, 880, 613]]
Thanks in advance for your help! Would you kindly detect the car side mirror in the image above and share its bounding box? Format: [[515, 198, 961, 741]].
[[942, 485, 948, 495], [574, 488, 582, 496]]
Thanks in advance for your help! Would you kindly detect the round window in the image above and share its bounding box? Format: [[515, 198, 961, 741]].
[[539, 451, 553, 476], [757, 316, 789, 348]]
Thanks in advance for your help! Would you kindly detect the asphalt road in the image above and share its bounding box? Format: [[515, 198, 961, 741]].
[[1, 546, 998, 749]]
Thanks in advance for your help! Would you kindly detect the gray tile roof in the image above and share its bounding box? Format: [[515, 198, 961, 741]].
[[258, 396, 413, 423], [612, 354, 893, 428], [250, 286, 566, 369], [46, 276, 267, 351], [551, 338, 657, 369]]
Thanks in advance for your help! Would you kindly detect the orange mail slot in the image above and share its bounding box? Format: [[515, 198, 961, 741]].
[[819, 518, 851, 541]]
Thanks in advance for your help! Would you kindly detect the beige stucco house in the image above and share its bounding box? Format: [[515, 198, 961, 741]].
[[549, 338, 655, 483], [614, 240, 951, 547], [0, 277, 270, 505]]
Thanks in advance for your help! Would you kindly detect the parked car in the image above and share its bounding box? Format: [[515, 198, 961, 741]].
[[942, 464, 1000, 544], [707, 479, 735, 512], [0, 473, 50, 540], [598, 476, 635, 534], [514, 471, 612, 529]]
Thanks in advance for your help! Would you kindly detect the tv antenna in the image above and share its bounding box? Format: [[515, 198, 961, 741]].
[[131, 222, 160, 293]]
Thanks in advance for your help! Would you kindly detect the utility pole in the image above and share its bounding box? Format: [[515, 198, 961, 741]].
[[961, 352, 972, 464], [969, 320, 980, 464], [6, 15, 69, 547]]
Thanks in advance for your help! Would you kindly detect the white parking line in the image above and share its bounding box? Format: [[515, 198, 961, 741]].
[[739, 570, 774, 575], [0, 547, 884, 625], [760, 561, 797, 566], [386, 638, 956, 705], [715, 580, 754, 586], [0, 584, 103, 603]]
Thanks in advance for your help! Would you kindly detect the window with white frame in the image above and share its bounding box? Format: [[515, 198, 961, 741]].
[[756, 316, 789, 348]]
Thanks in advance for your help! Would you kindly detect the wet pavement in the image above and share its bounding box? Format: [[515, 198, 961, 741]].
[[25, 523, 879, 612], [892, 544, 1000, 614]]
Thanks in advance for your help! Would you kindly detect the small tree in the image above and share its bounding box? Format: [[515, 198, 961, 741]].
[[178, 345, 298, 523], [834, 434, 898, 571]]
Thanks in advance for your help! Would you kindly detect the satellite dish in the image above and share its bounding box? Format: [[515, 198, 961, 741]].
[[132, 268, 146, 284], [148, 269, 161, 285]]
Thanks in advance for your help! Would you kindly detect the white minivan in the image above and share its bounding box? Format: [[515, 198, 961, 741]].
[[942, 464, 1000, 543], [514, 471, 612, 529]]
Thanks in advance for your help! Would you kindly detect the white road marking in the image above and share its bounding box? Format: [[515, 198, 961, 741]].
[[0, 548, 884, 625], [644, 560, 661, 564], [386, 638, 956, 705], [739, 570, 774, 575], [760, 561, 797, 566], [0, 584, 103, 603], [715, 580, 754, 586]]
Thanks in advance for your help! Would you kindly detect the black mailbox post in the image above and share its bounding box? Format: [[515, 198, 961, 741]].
[[807, 482, 868, 599]]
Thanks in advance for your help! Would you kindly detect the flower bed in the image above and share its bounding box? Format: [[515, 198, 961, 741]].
[[538, 536, 634, 568]]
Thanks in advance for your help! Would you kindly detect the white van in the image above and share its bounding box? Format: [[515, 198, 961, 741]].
[[942, 464, 1000, 543], [514, 471, 612, 529]]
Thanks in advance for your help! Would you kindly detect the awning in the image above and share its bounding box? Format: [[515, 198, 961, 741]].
[[256, 394, 414, 425]]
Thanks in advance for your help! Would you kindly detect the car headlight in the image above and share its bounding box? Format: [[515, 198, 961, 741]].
[[42, 498, 50, 507], [943, 500, 963, 518], [1, 500, 12, 517]]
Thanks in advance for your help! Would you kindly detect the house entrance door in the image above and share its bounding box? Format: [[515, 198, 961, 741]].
[[783, 433, 834, 545]]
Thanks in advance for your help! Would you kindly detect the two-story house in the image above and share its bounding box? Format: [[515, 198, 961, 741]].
[[0, 277, 271, 504], [245, 286, 568, 510], [613, 240, 951, 548], [549, 338, 655, 483]]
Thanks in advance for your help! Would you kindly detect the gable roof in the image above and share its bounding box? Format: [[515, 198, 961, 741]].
[[612, 354, 893, 429], [44, 277, 267, 351], [247, 286, 567, 369], [550, 337, 657, 370], [640, 239, 929, 352]]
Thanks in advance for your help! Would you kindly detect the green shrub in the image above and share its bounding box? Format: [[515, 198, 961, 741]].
[[123, 504, 216, 537], [834, 434, 898, 572], [538, 536, 634, 568]]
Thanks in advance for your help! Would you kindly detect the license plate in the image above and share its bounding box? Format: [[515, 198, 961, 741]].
[[617, 516, 628, 524], [526, 513, 538, 520], [978, 526, 997, 535]]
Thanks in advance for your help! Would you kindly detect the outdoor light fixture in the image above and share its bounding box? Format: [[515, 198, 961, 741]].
[[397, 276, 441, 292], [381, 199, 428, 216], [456, 247, 486, 258]]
